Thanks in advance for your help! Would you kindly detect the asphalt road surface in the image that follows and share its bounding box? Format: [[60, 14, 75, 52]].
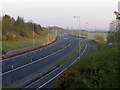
[[1, 35, 89, 89]]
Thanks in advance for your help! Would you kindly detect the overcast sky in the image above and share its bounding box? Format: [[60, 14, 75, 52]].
[[1, 0, 120, 30]]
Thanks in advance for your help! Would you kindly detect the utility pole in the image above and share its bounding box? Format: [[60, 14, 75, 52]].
[[55, 29, 56, 37], [74, 16, 80, 56], [48, 30, 49, 45]]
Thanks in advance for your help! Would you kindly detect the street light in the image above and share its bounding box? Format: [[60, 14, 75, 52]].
[[74, 16, 80, 56], [48, 29, 49, 45], [74, 16, 80, 30], [33, 23, 35, 48]]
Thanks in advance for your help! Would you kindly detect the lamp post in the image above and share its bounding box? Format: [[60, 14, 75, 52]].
[[85, 22, 89, 30], [33, 23, 35, 48], [74, 16, 80, 56], [48, 30, 49, 45]]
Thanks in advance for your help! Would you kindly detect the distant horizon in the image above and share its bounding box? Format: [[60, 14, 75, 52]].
[[0, 14, 112, 31], [1, 0, 119, 31]]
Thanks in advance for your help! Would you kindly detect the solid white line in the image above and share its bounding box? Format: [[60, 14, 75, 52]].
[[36, 40, 88, 89], [24, 65, 62, 88], [1, 35, 68, 63], [81, 41, 87, 56], [69, 40, 87, 66], [0, 43, 71, 76], [36, 67, 67, 89]]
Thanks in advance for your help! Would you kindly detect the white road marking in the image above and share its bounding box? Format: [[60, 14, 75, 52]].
[[11, 65, 14, 69], [0, 43, 71, 76], [81, 41, 87, 56], [24, 65, 62, 88], [70, 41, 88, 66], [36, 67, 67, 90], [35, 40, 88, 89], [0, 37, 60, 62]]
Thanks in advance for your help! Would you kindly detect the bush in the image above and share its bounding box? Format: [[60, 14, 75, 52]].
[[55, 44, 118, 89]]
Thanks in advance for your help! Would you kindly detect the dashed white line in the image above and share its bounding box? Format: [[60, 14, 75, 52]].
[[35, 40, 88, 89], [0, 43, 71, 76], [36, 67, 67, 90], [24, 65, 62, 88], [0, 37, 60, 62]]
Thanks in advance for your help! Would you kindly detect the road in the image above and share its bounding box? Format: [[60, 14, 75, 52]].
[[1, 35, 88, 89], [1, 35, 69, 73]]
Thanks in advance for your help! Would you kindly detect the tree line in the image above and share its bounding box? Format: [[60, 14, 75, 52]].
[[2, 14, 43, 41]]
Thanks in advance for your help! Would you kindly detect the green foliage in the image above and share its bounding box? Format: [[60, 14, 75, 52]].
[[2, 15, 15, 31], [14, 16, 28, 37], [94, 35, 105, 43], [1, 14, 56, 52], [34, 23, 43, 34], [2, 76, 18, 89], [0, 18, 2, 40], [80, 32, 88, 37], [2, 32, 55, 52], [70, 31, 88, 37], [2, 14, 43, 41], [107, 32, 119, 43], [56, 43, 118, 89]]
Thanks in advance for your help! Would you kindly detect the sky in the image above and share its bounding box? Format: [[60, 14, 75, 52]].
[[1, 0, 120, 30]]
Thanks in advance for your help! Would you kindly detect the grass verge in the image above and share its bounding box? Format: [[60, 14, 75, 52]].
[[2, 33, 55, 52], [55, 43, 118, 88]]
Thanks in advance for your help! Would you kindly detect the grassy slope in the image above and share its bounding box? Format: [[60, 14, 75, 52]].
[[2, 15, 56, 52], [2, 31, 55, 52], [55, 42, 118, 88]]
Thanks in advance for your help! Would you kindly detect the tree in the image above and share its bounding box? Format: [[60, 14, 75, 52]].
[[80, 31, 88, 37], [2, 14, 15, 31], [2, 15, 16, 41], [94, 35, 105, 43], [14, 16, 29, 37]]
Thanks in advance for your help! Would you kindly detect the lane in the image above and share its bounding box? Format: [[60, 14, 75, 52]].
[[1, 35, 70, 73], [24, 38, 88, 89], [1, 41, 70, 76], [42, 39, 98, 89], [37, 39, 88, 89], [2, 35, 80, 87]]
